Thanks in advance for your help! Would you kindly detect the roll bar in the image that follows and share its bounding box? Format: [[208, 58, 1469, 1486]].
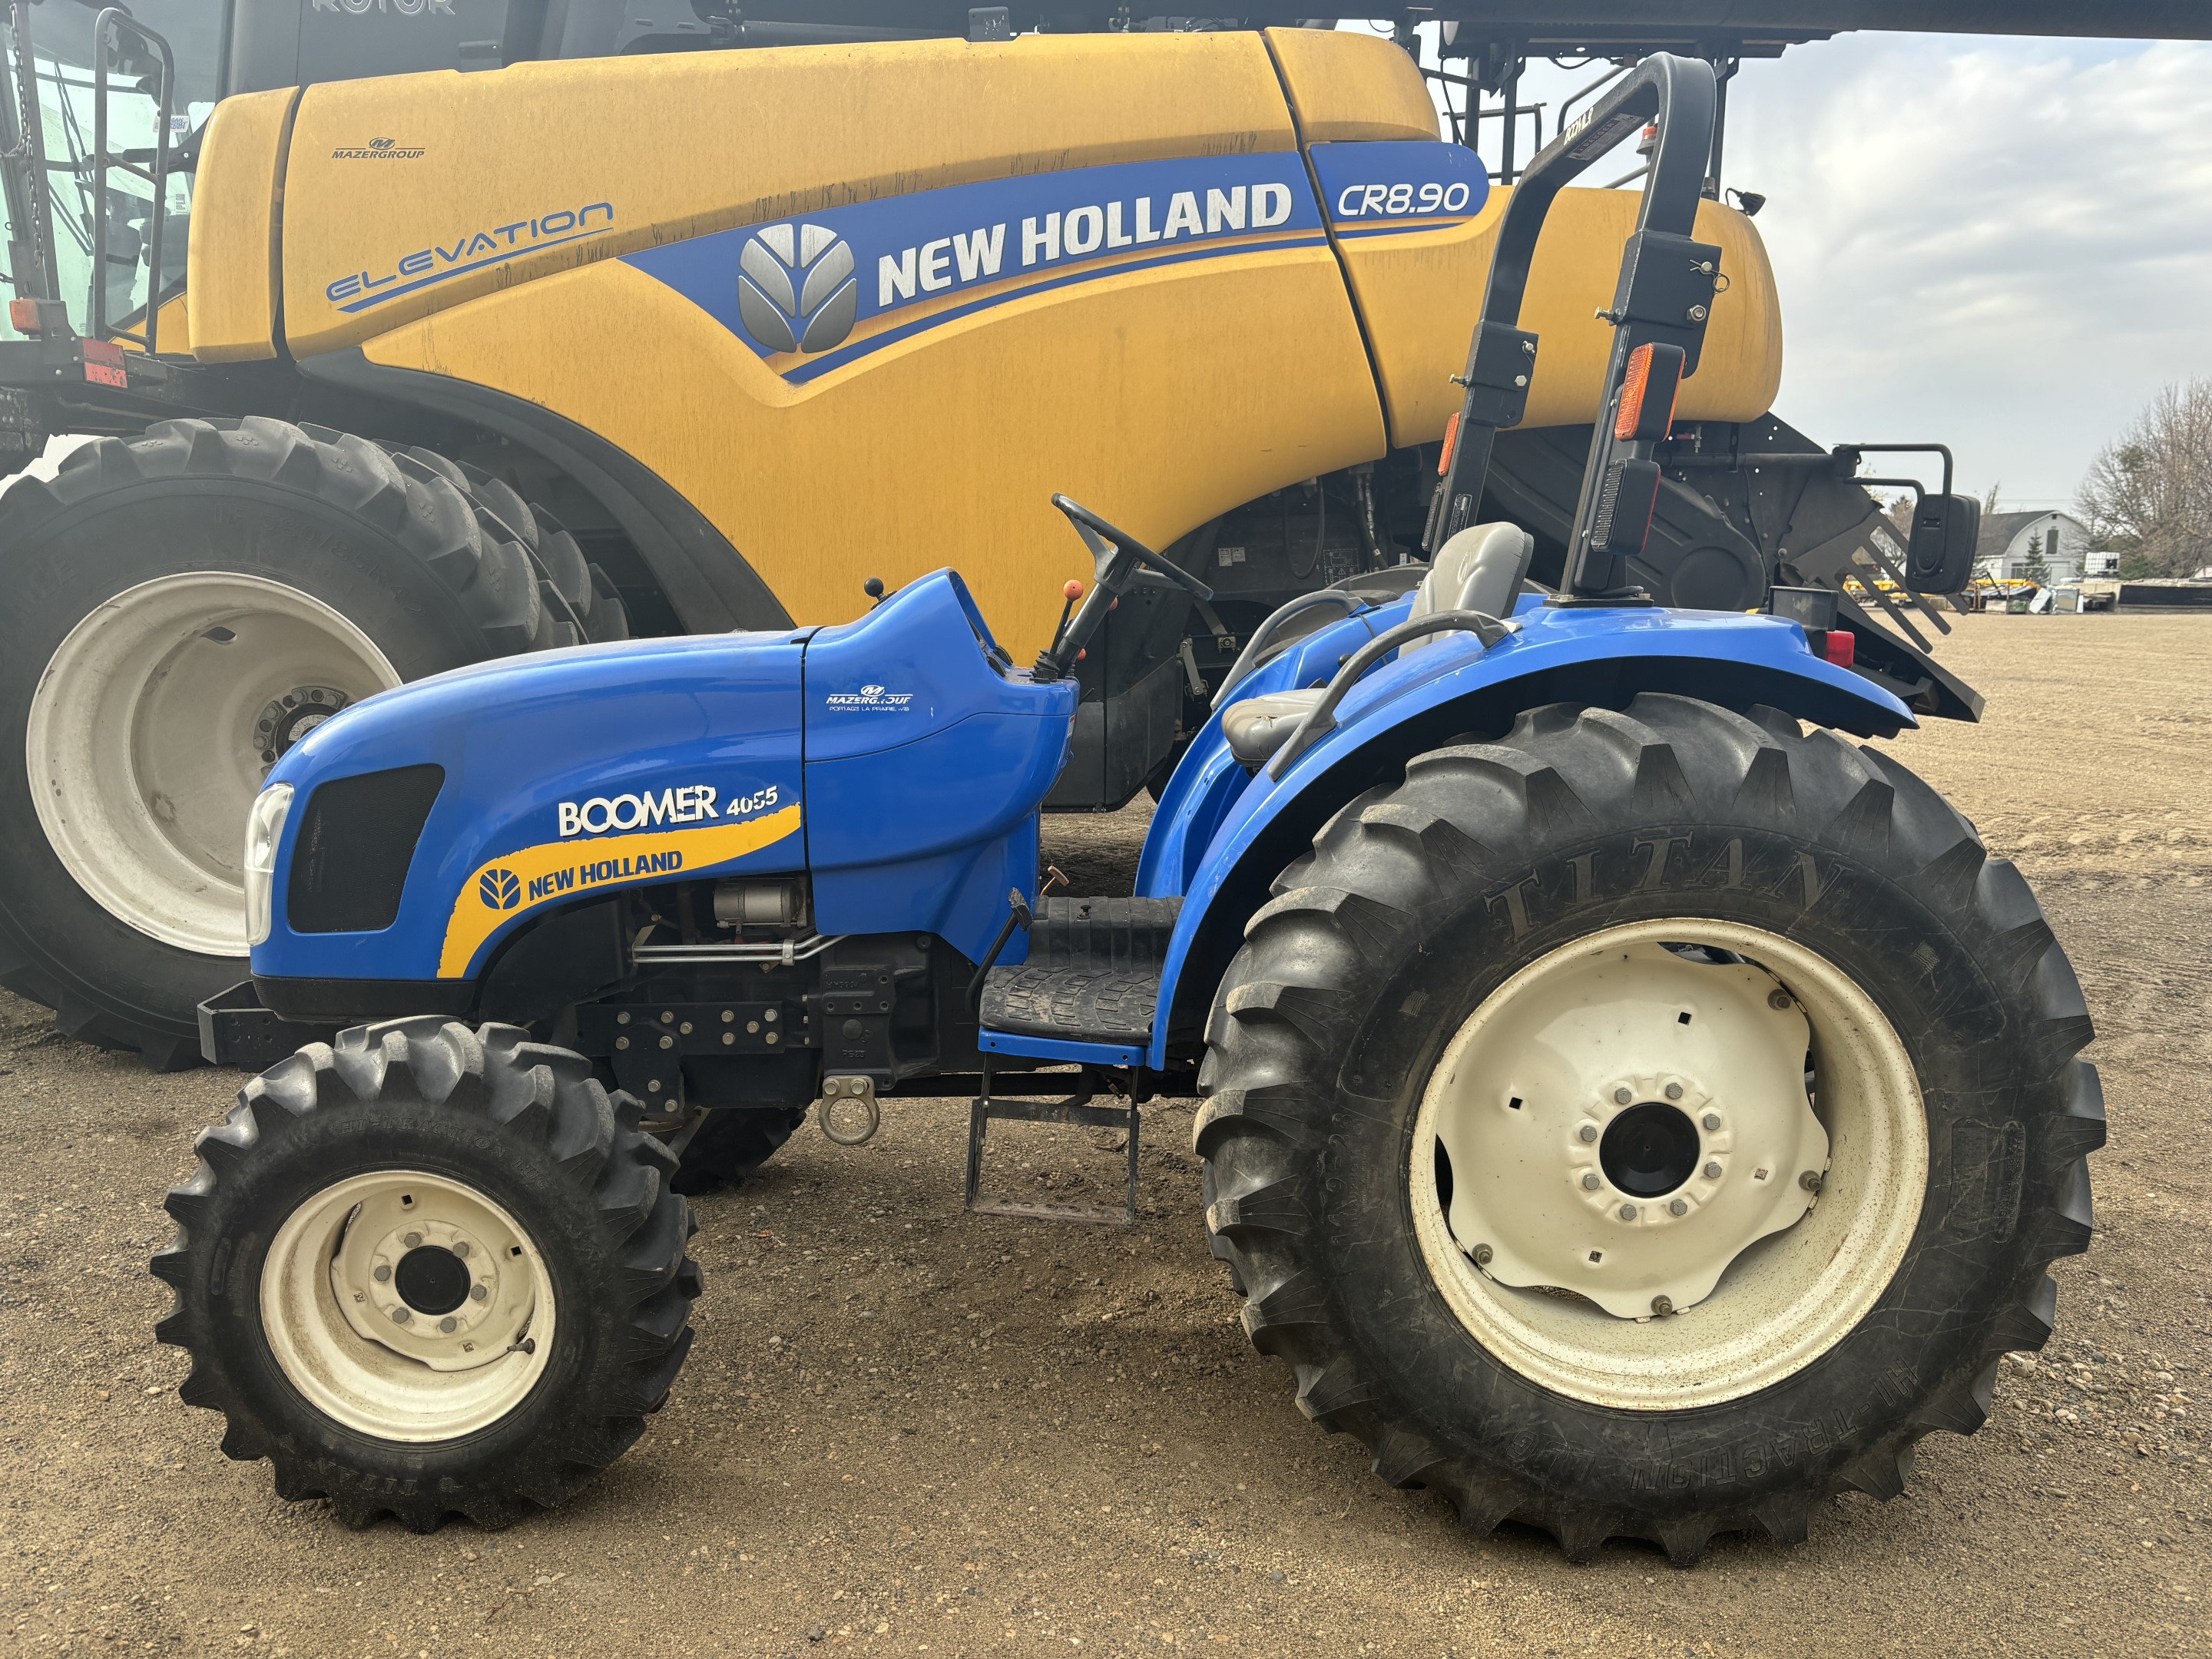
[[1423, 53, 1722, 601]]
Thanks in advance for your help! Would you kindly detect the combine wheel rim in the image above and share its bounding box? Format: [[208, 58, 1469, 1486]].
[[1412, 917, 1928, 1410], [25, 571, 399, 957]]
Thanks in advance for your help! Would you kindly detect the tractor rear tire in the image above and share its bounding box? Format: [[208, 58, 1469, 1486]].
[[153, 1018, 699, 1531], [1197, 694, 2101, 1562], [0, 417, 628, 1067], [671, 1105, 811, 1196]]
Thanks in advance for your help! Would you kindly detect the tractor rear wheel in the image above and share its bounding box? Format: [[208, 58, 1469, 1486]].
[[152, 1018, 699, 1531], [1197, 694, 2101, 1561], [0, 418, 630, 1067]]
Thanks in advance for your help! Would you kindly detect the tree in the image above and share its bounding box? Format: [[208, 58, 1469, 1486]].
[[2022, 528, 2051, 588], [2076, 379, 2212, 579]]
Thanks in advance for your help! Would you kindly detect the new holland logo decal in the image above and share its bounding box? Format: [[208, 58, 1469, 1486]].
[[478, 868, 522, 910], [737, 224, 858, 354]]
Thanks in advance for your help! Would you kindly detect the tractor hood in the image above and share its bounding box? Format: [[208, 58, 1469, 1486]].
[[250, 569, 1071, 991]]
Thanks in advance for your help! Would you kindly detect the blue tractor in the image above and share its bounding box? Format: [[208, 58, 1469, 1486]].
[[152, 59, 2098, 1558]]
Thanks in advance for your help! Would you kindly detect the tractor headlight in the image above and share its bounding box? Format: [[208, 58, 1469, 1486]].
[[243, 783, 294, 947]]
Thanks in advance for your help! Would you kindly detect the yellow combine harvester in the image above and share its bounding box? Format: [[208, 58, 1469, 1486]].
[[0, 8, 1978, 1064]]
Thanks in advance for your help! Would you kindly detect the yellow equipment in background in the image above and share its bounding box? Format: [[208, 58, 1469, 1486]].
[[188, 28, 1778, 656]]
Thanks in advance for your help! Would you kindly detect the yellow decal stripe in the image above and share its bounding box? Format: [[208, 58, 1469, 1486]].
[[438, 803, 803, 979]]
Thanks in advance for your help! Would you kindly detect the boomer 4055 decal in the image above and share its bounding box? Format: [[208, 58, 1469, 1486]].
[[438, 781, 798, 977]]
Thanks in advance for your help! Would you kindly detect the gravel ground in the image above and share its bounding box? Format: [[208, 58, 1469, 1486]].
[[1, 611, 2206, 1657]]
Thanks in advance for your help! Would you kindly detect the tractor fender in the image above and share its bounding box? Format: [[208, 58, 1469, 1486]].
[[1143, 603, 1914, 1068]]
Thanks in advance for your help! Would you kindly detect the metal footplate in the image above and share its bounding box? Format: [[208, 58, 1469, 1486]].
[[964, 1068, 1140, 1227]]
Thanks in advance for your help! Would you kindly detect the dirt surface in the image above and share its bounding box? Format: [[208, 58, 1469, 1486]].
[[2, 611, 2207, 1657]]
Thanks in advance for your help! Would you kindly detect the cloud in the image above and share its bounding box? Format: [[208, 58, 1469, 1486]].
[[1721, 35, 2212, 504]]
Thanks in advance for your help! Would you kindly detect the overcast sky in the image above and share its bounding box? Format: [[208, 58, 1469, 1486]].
[[1375, 28, 2212, 512]]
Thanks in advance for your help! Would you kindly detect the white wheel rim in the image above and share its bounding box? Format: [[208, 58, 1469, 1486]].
[[1410, 919, 1928, 1410], [25, 572, 399, 957], [260, 1170, 556, 1442]]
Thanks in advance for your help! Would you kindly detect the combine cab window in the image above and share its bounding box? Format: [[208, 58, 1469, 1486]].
[[0, 1, 225, 342]]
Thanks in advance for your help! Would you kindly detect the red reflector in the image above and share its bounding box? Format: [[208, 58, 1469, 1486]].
[[1823, 629, 1855, 669], [1438, 412, 1461, 476], [6, 298, 38, 334], [1615, 346, 1654, 440]]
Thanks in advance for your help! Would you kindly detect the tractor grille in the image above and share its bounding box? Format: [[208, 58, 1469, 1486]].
[[286, 764, 446, 935]]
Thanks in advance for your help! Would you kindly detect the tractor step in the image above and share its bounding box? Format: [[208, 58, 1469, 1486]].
[[965, 1070, 1141, 1227], [976, 896, 1178, 1047]]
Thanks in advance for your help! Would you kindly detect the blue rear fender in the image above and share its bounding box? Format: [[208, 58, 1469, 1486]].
[[1136, 598, 1411, 896], [1141, 604, 1916, 1069]]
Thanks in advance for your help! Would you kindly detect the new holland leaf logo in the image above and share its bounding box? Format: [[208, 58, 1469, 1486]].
[[479, 868, 522, 910], [737, 223, 858, 353]]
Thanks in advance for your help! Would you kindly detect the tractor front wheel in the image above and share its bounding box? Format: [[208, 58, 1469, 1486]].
[[1197, 694, 2101, 1561], [153, 1018, 698, 1530]]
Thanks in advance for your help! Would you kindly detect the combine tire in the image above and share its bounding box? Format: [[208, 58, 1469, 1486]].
[[670, 1105, 810, 1196], [152, 1018, 699, 1531], [0, 418, 630, 1066], [1198, 694, 2101, 1561]]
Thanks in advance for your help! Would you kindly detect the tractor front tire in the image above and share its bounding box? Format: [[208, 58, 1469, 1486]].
[[0, 418, 628, 1066], [670, 1105, 811, 1196], [153, 1018, 699, 1531], [1197, 694, 2101, 1561]]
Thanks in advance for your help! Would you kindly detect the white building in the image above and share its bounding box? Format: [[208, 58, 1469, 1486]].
[[1975, 510, 2091, 584]]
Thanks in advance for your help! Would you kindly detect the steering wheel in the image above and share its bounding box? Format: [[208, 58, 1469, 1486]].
[[1051, 494, 1214, 600], [1033, 494, 1214, 681]]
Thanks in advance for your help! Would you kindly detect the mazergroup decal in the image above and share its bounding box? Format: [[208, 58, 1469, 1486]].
[[624, 151, 1326, 384], [326, 202, 617, 313], [439, 799, 803, 977], [823, 683, 914, 711], [1309, 141, 1491, 240], [332, 136, 425, 161]]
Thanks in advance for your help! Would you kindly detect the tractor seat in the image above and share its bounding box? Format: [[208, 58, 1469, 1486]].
[[1217, 522, 1535, 770]]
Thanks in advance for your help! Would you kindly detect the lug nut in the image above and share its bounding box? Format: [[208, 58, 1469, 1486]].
[[1768, 989, 1793, 1010], [392, 1308, 411, 1325], [1651, 1295, 1674, 1316], [1581, 1173, 1601, 1190], [452, 1241, 469, 1259], [1618, 1204, 1637, 1221], [1800, 1171, 1823, 1193], [373, 1263, 392, 1283], [1702, 1113, 1721, 1131], [470, 1284, 489, 1301], [1669, 1198, 1688, 1216], [1472, 1244, 1494, 1267], [1704, 1161, 1724, 1180], [1664, 1082, 1683, 1101], [1614, 1087, 1632, 1104], [439, 1316, 459, 1333], [1578, 1124, 1598, 1144], [403, 1233, 422, 1249]]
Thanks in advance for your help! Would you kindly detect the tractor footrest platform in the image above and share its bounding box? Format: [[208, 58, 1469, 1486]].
[[976, 896, 1178, 1046], [965, 1087, 1140, 1227]]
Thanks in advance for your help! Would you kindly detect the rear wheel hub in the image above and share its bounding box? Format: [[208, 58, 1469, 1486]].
[[1411, 918, 1926, 1409]]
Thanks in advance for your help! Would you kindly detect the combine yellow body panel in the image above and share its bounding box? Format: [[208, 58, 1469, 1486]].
[[185, 29, 1786, 654]]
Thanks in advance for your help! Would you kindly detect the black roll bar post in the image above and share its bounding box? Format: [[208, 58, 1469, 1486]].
[[1422, 53, 1723, 602]]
